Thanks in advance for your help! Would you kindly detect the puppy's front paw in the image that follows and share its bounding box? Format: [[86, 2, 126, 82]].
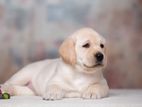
[[82, 87, 97, 99], [82, 85, 109, 99], [43, 85, 64, 100]]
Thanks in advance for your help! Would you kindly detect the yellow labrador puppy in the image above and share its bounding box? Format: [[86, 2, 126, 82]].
[[2, 28, 109, 100]]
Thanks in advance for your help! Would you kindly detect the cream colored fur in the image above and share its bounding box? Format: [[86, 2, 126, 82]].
[[2, 28, 109, 100]]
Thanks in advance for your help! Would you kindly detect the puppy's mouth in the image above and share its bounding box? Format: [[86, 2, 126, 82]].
[[83, 63, 103, 68]]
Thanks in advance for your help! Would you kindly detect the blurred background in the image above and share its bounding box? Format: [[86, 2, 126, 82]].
[[0, 0, 142, 88]]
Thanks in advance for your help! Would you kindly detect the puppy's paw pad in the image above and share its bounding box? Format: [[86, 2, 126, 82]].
[[43, 85, 64, 100]]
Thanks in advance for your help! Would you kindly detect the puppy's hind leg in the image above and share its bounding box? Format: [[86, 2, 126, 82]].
[[2, 65, 35, 96], [1, 85, 35, 96]]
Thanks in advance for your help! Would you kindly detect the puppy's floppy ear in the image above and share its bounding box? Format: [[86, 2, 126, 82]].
[[59, 37, 76, 65]]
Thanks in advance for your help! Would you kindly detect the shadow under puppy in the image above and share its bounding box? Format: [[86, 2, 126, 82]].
[[2, 28, 109, 100]]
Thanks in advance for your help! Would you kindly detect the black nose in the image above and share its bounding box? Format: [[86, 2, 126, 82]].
[[95, 52, 104, 62]]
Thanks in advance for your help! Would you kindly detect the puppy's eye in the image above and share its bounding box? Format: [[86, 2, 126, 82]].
[[100, 44, 104, 48], [82, 43, 90, 48]]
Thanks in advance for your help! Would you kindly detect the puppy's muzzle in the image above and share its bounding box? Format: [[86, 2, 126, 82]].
[[95, 52, 104, 63]]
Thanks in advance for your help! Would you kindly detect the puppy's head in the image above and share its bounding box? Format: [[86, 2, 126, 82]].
[[59, 28, 107, 73]]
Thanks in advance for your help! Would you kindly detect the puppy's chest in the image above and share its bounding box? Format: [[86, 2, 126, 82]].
[[68, 75, 94, 91], [73, 78, 88, 90]]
